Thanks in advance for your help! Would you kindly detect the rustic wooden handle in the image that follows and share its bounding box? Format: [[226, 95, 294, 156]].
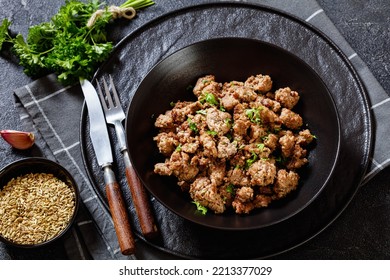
[[104, 167, 136, 255], [123, 150, 159, 239]]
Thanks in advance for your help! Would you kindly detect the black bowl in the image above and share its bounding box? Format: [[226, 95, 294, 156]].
[[0, 157, 80, 247], [126, 37, 340, 230]]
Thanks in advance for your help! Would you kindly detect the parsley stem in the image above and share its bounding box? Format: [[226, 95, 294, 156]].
[[120, 0, 155, 10]]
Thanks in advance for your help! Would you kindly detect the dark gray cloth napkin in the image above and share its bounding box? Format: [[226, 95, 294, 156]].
[[11, 0, 390, 259]]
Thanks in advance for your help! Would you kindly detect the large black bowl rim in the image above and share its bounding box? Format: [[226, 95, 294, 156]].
[[125, 36, 342, 230], [79, 2, 373, 259], [0, 157, 80, 248]]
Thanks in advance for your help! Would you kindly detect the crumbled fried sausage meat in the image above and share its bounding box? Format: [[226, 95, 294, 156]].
[[154, 74, 315, 214]]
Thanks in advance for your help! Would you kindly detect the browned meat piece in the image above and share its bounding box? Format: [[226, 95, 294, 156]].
[[233, 102, 248, 120], [244, 74, 273, 93], [296, 129, 314, 145], [189, 177, 225, 214], [247, 160, 277, 186], [176, 120, 194, 143], [273, 169, 299, 199], [171, 101, 203, 123], [217, 136, 238, 159], [220, 93, 240, 111], [219, 184, 235, 207], [227, 168, 250, 187], [208, 161, 226, 186], [253, 194, 273, 208], [248, 124, 267, 143], [279, 130, 295, 157], [154, 161, 172, 176], [279, 108, 303, 130], [263, 133, 279, 151], [232, 103, 251, 138], [228, 150, 246, 169], [232, 186, 255, 214], [222, 81, 244, 96], [202, 81, 222, 98], [193, 75, 216, 97], [233, 119, 250, 139], [181, 141, 199, 154], [232, 200, 255, 214], [235, 86, 258, 102], [275, 87, 300, 109], [244, 143, 272, 159], [199, 132, 218, 158], [235, 186, 254, 202], [205, 107, 232, 136], [286, 145, 308, 169], [259, 106, 279, 125], [169, 151, 199, 182], [153, 132, 179, 156], [155, 110, 174, 129], [261, 97, 282, 113], [232, 187, 258, 214]]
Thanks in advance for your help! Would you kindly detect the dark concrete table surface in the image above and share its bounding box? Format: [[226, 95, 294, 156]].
[[0, 0, 389, 259]]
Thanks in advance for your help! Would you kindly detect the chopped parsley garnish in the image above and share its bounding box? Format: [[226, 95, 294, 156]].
[[207, 130, 217, 136], [245, 151, 258, 169], [256, 143, 265, 150], [225, 118, 232, 128], [192, 201, 208, 215], [226, 184, 236, 195], [187, 118, 198, 133], [245, 107, 263, 124], [196, 109, 207, 115], [200, 92, 219, 106], [175, 144, 182, 152]]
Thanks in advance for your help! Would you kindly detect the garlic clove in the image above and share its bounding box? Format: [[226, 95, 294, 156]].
[[0, 130, 35, 150]]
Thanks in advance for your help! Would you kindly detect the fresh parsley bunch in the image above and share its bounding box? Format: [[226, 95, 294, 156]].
[[0, 0, 154, 85]]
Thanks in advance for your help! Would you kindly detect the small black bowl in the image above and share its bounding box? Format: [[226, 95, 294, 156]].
[[126, 37, 340, 230], [0, 157, 80, 248]]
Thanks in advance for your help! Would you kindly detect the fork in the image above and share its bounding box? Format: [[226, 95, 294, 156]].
[[97, 75, 158, 240]]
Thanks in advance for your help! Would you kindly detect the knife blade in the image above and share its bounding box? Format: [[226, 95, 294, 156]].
[[80, 78, 136, 255]]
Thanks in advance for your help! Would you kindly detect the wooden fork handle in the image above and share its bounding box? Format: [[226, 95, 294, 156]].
[[123, 150, 159, 239], [104, 166, 136, 255]]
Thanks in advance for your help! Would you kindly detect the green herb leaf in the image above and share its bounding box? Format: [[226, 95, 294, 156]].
[[0, 19, 12, 50], [256, 143, 265, 150], [0, 0, 154, 85], [175, 144, 182, 152], [196, 109, 207, 115], [187, 117, 198, 133], [245, 151, 258, 169], [200, 92, 219, 106], [192, 201, 208, 215], [206, 130, 217, 136], [245, 107, 263, 124], [226, 184, 236, 195]]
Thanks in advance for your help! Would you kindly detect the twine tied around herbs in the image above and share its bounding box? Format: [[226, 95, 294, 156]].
[[87, 5, 136, 28]]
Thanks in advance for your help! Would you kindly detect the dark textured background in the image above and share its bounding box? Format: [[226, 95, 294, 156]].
[[0, 0, 389, 259]]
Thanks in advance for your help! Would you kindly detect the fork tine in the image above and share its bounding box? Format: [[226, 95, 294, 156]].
[[96, 82, 108, 111], [102, 76, 115, 109], [109, 74, 121, 107]]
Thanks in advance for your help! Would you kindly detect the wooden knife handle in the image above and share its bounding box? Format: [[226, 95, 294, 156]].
[[104, 166, 136, 255], [123, 150, 159, 239]]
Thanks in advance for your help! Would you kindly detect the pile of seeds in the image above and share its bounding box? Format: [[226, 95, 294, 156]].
[[0, 173, 76, 245]]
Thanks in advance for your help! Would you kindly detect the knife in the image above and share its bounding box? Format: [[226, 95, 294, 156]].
[[80, 78, 136, 255]]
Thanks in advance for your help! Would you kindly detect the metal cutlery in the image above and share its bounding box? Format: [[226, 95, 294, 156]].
[[80, 78, 136, 255], [97, 75, 158, 240]]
